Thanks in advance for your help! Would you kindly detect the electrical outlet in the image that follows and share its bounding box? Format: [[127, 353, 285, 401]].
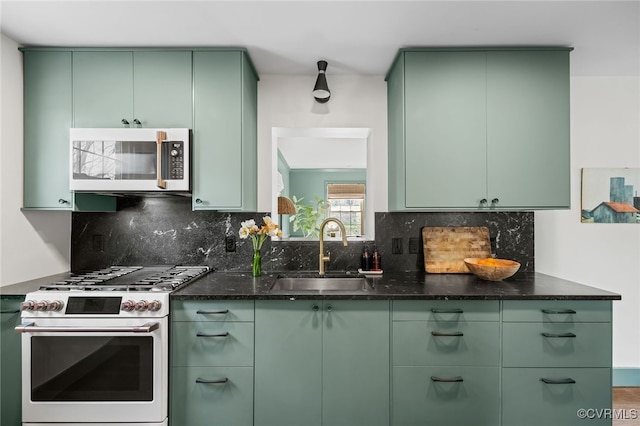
[[391, 237, 403, 254], [409, 237, 420, 254], [225, 236, 236, 252]]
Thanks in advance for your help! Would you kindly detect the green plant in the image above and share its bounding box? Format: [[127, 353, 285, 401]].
[[289, 195, 329, 238]]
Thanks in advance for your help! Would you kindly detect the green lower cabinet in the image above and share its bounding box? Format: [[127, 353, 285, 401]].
[[171, 321, 254, 367], [254, 299, 390, 426], [171, 366, 254, 426], [392, 366, 500, 426], [502, 368, 612, 426], [1, 297, 22, 426]]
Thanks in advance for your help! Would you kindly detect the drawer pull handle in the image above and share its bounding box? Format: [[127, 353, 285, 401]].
[[430, 308, 463, 314], [196, 309, 229, 315], [196, 377, 229, 385], [541, 332, 576, 338], [431, 376, 463, 383], [541, 309, 576, 314], [540, 378, 576, 385], [0, 310, 20, 314], [196, 332, 229, 338], [431, 331, 464, 337]]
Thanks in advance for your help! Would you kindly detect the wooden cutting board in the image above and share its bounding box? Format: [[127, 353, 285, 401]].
[[422, 226, 492, 273]]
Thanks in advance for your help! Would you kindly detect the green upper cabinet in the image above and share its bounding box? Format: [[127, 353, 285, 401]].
[[22, 49, 115, 211], [254, 300, 390, 426], [387, 48, 571, 211], [192, 50, 258, 211], [73, 50, 193, 128]]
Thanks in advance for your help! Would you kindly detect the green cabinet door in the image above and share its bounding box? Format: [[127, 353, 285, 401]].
[[404, 51, 488, 209], [254, 300, 323, 426], [73, 51, 134, 128], [23, 50, 115, 211], [192, 50, 257, 211], [171, 366, 254, 426], [73, 50, 193, 128], [1, 297, 22, 426], [486, 51, 570, 209], [254, 300, 390, 426], [132, 51, 193, 128], [322, 300, 390, 426]]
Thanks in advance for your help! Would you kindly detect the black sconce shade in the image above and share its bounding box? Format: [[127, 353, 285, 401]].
[[313, 60, 330, 103]]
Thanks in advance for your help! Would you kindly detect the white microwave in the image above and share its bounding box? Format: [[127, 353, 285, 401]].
[[70, 128, 190, 193]]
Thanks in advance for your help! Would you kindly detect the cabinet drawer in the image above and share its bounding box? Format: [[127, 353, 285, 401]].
[[503, 300, 611, 322], [392, 300, 499, 322], [502, 367, 611, 426], [392, 366, 499, 426], [393, 321, 499, 366], [172, 322, 254, 367], [172, 300, 254, 322], [171, 366, 253, 426], [503, 322, 611, 367]]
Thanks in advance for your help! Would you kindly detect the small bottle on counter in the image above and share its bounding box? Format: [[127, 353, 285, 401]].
[[361, 246, 371, 271], [372, 245, 382, 271]]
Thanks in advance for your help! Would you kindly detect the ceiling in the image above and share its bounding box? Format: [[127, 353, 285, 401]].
[[1, 1, 639, 77]]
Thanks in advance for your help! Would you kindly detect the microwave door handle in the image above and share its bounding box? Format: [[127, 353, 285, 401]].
[[15, 321, 160, 334], [156, 131, 167, 189]]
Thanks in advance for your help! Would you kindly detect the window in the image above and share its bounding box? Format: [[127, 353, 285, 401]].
[[327, 183, 365, 237]]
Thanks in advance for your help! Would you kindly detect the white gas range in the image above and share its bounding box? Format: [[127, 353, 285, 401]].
[[16, 265, 209, 426]]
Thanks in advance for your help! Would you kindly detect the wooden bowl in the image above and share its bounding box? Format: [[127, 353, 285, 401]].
[[464, 258, 520, 281]]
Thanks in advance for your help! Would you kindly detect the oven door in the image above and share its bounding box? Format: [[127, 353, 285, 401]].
[[19, 317, 167, 424]]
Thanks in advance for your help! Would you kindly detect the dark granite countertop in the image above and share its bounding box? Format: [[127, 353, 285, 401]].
[[171, 270, 622, 301]]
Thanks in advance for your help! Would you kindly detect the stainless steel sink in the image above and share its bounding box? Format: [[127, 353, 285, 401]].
[[270, 276, 373, 292]]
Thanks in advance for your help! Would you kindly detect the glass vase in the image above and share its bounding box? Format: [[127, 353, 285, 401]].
[[252, 249, 262, 277]]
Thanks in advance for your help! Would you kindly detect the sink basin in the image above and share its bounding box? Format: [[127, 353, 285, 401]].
[[270, 276, 373, 292]]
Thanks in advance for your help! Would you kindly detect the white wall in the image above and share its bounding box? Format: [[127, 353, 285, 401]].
[[256, 75, 388, 213], [0, 34, 70, 286], [536, 76, 640, 368]]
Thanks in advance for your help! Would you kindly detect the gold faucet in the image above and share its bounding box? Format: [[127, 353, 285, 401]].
[[318, 217, 348, 275]]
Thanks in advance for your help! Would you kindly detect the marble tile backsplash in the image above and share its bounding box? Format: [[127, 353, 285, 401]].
[[71, 196, 534, 273]]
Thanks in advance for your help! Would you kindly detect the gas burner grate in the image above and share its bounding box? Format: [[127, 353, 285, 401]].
[[39, 265, 209, 292]]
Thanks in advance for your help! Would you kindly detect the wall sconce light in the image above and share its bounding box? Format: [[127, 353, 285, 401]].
[[313, 60, 330, 103], [277, 196, 296, 215]]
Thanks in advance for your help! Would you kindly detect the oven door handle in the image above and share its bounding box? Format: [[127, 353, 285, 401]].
[[15, 321, 160, 334]]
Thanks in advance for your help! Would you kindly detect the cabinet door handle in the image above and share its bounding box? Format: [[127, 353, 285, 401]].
[[121, 118, 130, 126], [540, 378, 576, 385], [0, 310, 20, 314], [195, 198, 203, 204], [480, 198, 488, 205], [541, 309, 576, 315], [196, 377, 229, 385], [196, 332, 229, 338], [327, 305, 333, 312], [312, 305, 319, 312], [196, 309, 229, 315], [431, 376, 463, 383], [430, 308, 463, 314], [431, 331, 464, 337], [491, 198, 499, 205], [541, 332, 576, 338], [133, 118, 141, 126], [58, 198, 70, 205]]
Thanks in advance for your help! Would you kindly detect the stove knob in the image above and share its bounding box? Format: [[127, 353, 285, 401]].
[[20, 300, 36, 311], [148, 300, 162, 311], [121, 300, 136, 312], [134, 300, 149, 312], [49, 300, 64, 311], [35, 301, 49, 311]]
